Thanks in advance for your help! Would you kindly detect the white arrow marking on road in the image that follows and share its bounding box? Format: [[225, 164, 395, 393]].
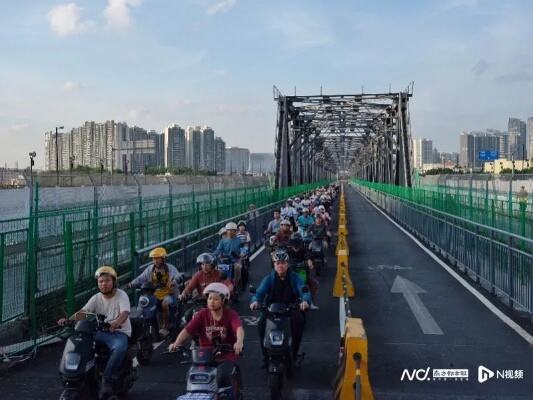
[[391, 275, 443, 335]]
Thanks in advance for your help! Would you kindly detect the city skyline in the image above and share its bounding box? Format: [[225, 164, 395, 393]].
[[42, 118, 273, 174], [2, 1, 533, 168]]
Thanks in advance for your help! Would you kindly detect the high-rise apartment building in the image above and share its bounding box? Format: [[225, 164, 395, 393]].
[[527, 117, 533, 160], [186, 126, 202, 171], [440, 152, 459, 168], [148, 130, 164, 168], [225, 147, 250, 174], [44, 121, 163, 173], [214, 137, 226, 173], [200, 126, 215, 172], [164, 124, 186, 168], [250, 153, 275, 174], [508, 118, 527, 160], [459, 131, 500, 169], [412, 138, 433, 169]]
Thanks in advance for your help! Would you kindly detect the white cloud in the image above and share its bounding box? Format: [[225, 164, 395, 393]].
[[206, 0, 237, 16], [48, 3, 95, 37], [104, 0, 142, 29]]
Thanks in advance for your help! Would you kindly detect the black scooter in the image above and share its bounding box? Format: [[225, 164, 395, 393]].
[[309, 237, 325, 276], [250, 286, 308, 400], [168, 338, 243, 400], [58, 313, 143, 400]]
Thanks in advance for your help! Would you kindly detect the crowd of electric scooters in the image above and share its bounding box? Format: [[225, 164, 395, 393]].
[[56, 183, 340, 400]]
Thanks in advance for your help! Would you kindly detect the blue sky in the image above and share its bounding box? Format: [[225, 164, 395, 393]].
[[1, 0, 533, 168]]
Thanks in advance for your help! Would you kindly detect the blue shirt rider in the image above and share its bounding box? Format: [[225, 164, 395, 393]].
[[213, 222, 243, 289]]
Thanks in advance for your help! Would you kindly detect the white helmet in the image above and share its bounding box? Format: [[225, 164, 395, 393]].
[[225, 222, 238, 231], [280, 219, 291, 226], [218, 227, 227, 236], [203, 282, 230, 301], [318, 205, 325, 212], [302, 207, 309, 213]]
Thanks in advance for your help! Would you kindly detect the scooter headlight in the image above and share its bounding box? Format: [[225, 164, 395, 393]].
[[64, 352, 81, 371], [139, 295, 150, 308], [269, 331, 284, 346]]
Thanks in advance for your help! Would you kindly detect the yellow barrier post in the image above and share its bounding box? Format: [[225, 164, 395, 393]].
[[335, 318, 374, 400], [333, 259, 355, 297], [335, 233, 349, 256]]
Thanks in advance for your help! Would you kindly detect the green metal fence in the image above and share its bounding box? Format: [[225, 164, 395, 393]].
[[353, 180, 533, 319], [0, 180, 330, 355], [354, 179, 533, 238]]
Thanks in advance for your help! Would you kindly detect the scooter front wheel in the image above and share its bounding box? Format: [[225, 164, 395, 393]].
[[137, 337, 153, 365], [268, 372, 283, 400], [59, 388, 80, 400]]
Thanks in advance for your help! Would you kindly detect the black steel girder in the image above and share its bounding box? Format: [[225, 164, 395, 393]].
[[273, 86, 414, 188]]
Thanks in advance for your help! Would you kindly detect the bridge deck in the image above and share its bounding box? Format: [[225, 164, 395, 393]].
[[0, 228, 341, 400], [347, 185, 533, 399], [2, 186, 533, 399]]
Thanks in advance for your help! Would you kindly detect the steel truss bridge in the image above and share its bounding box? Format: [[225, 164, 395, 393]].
[[273, 85, 415, 188]]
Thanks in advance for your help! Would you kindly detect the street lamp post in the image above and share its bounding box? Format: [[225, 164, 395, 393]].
[[69, 155, 75, 186], [55, 126, 64, 186], [100, 159, 104, 186], [29, 151, 36, 187]]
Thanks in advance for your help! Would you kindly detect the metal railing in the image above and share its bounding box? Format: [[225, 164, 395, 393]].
[[0, 179, 330, 356], [133, 201, 281, 279], [361, 177, 533, 238], [354, 180, 533, 320]]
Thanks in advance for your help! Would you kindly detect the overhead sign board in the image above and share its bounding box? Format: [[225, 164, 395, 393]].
[[478, 150, 499, 161]]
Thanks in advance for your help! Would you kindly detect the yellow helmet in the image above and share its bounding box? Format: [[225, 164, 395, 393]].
[[95, 266, 117, 280], [149, 247, 167, 258]]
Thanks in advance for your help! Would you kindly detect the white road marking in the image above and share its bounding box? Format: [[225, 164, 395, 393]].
[[391, 275, 443, 335], [250, 245, 265, 261], [358, 188, 533, 346]]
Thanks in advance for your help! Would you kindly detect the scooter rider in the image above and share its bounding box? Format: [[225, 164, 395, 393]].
[[287, 233, 319, 310], [236, 220, 252, 246], [169, 282, 244, 396], [297, 208, 314, 233], [264, 210, 282, 236], [273, 219, 293, 249], [213, 222, 243, 290], [281, 199, 298, 220], [128, 247, 181, 337], [179, 253, 222, 300], [306, 214, 331, 247], [250, 250, 310, 365], [58, 266, 131, 400]]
